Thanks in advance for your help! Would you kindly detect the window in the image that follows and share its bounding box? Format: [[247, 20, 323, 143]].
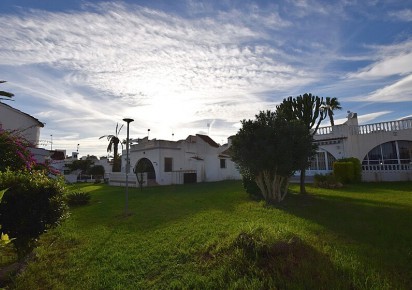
[[164, 157, 173, 172], [220, 159, 226, 169], [309, 151, 336, 170], [363, 141, 412, 167]]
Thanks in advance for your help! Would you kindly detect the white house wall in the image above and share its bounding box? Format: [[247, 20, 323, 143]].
[[117, 135, 241, 186], [0, 104, 42, 145], [314, 114, 412, 181]]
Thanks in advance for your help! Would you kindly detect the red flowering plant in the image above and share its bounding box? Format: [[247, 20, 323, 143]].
[[0, 128, 36, 171]]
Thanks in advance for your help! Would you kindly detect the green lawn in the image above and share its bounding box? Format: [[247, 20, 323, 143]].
[[3, 180, 412, 289]]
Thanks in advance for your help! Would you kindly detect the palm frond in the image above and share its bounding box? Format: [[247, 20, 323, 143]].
[[0, 91, 14, 98], [116, 124, 124, 136]]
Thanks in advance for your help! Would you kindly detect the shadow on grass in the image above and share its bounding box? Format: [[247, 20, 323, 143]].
[[68, 181, 246, 232], [197, 228, 351, 289], [278, 187, 412, 288]]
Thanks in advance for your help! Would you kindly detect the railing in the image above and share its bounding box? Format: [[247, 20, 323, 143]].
[[362, 164, 411, 171], [316, 126, 333, 135], [351, 119, 412, 135]]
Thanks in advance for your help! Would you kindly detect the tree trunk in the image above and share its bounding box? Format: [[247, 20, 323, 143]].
[[255, 171, 290, 203], [300, 168, 306, 194]]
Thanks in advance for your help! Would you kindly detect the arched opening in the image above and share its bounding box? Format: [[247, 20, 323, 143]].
[[308, 149, 336, 171], [134, 158, 156, 185], [362, 140, 412, 171]]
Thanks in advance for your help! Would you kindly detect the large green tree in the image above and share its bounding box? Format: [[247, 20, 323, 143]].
[[99, 123, 123, 172], [324, 97, 342, 126], [231, 111, 314, 203], [276, 93, 327, 194]]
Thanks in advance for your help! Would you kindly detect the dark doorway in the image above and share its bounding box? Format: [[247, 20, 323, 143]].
[[134, 158, 156, 184], [183, 173, 197, 184]]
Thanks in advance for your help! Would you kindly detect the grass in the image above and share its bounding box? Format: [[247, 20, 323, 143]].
[[2, 180, 412, 289]]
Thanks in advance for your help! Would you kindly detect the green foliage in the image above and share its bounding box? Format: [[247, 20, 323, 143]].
[[324, 97, 342, 126], [242, 175, 263, 201], [88, 165, 105, 176], [0, 169, 68, 259], [0, 188, 14, 248], [0, 80, 14, 99], [0, 129, 36, 171], [333, 162, 355, 183], [276, 93, 327, 135], [231, 110, 314, 203], [99, 123, 124, 172], [276, 93, 330, 194], [339, 157, 362, 182], [112, 154, 121, 172], [314, 173, 342, 188], [66, 191, 91, 207], [66, 159, 94, 173]]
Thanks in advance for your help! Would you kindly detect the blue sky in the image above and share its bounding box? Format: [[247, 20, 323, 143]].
[[1, 0, 412, 157]]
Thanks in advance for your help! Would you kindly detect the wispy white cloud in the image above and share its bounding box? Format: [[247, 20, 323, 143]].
[[1, 1, 410, 156], [347, 39, 412, 79], [357, 111, 392, 124], [359, 75, 412, 102], [389, 9, 412, 22], [333, 111, 392, 125], [0, 2, 326, 156]]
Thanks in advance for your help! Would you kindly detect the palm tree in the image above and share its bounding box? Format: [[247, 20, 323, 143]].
[[0, 81, 14, 101], [99, 123, 124, 172], [324, 97, 342, 126]]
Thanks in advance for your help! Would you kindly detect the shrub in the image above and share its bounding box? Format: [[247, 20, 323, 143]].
[[314, 173, 342, 189], [0, 169, 68, 259], [339, 157, 362, 182], [0, 129, 36, 171], [333, 162, 354, 184], [242, 176, 263, 201], [0, 188, 13, 249], [66, 191, 91, 206]]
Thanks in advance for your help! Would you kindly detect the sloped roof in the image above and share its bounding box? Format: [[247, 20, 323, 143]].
[[196, 134, 219, 148], [218, 147, 232, 158], [0, 102, 44, 127]]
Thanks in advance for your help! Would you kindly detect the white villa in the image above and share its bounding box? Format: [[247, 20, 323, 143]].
[[110, 134, 241, 186], [310, 112, 412, 181], [111, 111, 412, 186]]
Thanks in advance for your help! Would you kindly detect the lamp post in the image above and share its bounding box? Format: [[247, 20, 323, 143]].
[[123, 118, 134, 215]]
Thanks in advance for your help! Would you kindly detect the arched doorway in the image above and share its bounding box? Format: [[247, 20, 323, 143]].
[[134, 158, 156, 186]]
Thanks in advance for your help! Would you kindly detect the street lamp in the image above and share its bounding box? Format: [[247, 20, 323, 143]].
[[123, 118, 134, 215]]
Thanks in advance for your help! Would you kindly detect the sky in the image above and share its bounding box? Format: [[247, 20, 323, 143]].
[[1, 0, 412, 158]]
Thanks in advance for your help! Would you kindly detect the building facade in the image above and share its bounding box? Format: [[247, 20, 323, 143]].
[[110, 134, 240, 187], [310, 112, 412, 181], [0, 102, 44, 145], [109, 112, 412, 187]]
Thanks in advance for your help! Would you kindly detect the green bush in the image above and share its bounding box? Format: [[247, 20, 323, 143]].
[[242, 176, 263, 201], [333, 162, 354, 184], [0, 129, 36, 171], [66, 191, 91, 206], [339, 157, 362, 182], [0, 188, 13, 248], [314, 173, 342, 188], [0, 169, 68, 259]]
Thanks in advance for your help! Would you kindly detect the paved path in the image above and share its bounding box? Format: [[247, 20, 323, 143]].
[[289, 175, 314, 184]]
